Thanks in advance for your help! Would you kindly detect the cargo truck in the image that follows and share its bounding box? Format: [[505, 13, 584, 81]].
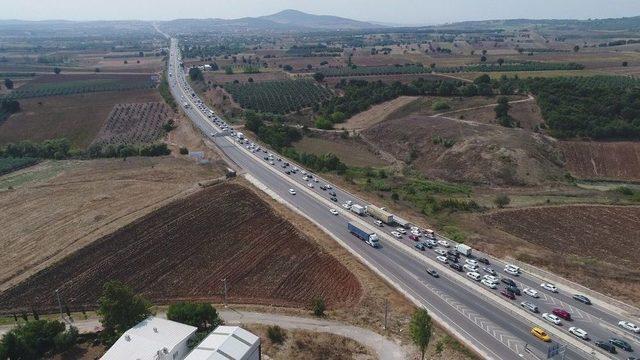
[[366, 205, 393, 224], [455, 243, 472, 257], [348, 222, 380, 248], [350, 204, 365, 215], [237, 132, 245, 140]]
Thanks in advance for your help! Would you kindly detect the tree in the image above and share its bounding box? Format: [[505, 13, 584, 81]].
[[494, 194, 511, 208], [4, 78, 13, 89], [167, 302, 221, 332], [138, 51, 144, 57], [95, 67, 100, 73], [311, 297, 325, 317], [97, 280, 152, 345], [306, 64, 313, 70], [313, 72, 325, 82], [623, 61, 629, 67], [473, 74, 491, 85], [224, 66, 233, 75], [482, 49, 487, 55], [282, 64, 293, 71], [53, 67, 61, 74], [495, 97, 514, 127], [1, 99, 21, 113], [480, 55, 487, 62], [247, 77, 254, 83], [266, 325, 286, 344], [573, 45, 580, 52], [497, 58, 505, 66], [410, 308, 433, 360], [0, 320, 77, 359], [314, 116, 333, 130], [189, 67, 204, 81]]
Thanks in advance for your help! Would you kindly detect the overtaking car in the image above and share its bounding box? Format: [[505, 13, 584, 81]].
[[288, 189, 296, 195], [426, 268, 439, 278], [329, 209, 339, 215]]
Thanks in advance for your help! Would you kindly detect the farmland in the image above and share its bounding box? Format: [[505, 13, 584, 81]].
[[0, 183, 362, 313], [224, 79, 332, 114], [4, 74, 157, 100], [559, 141, 640, 181], [482, 205, 640, 303], [318, 65, 431, 77], [0, 89, 162, 149], [0, 157, 38, 176], [0, 157, 221, 290], [204, 70, 289, 84], [92, 102, 174, 147]]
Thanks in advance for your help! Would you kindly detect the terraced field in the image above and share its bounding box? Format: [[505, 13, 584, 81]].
[[0, 183, 361, 313]]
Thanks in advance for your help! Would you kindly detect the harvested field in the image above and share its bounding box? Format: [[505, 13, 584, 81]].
[[0, 157, 220, 290], [363, 113, 564, 185], [0, 183, 362, 313], [559, 141, 640, 181], [92, 102, 174, 147], [340, 96, 418, 130], [293, 134, 389, 168], [481, 205, 640, 303], [0, 90, 162, 149], [204, 71, 289, 84]]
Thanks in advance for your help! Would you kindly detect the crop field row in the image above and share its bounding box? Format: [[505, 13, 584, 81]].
[[3, 74, 157, 100], [0, 183, 361, 313], [0, 157, 38, 176], [318, 65, 431, 77], [92, 102, 172, 147], [224, 79, 332, 114]]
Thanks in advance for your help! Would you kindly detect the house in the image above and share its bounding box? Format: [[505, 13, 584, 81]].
[[101, 317, 197, 360], [184, 326, 260, 360]]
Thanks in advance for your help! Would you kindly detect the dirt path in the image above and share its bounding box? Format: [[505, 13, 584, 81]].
[[0, 310, 407, 360], [433, 94, 534, 118]]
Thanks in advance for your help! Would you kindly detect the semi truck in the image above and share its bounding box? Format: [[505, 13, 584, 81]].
[[348, 222, 380, 248], [366, 205, 393, 224], [350, 204, 365, 215], [237, 132, 245, 140], [455, 243, 472, 257]]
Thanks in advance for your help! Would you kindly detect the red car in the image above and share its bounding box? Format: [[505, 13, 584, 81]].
[[552, 308, 571, 321], [501, 289, 516, 300], [409, 235, 420, 241]]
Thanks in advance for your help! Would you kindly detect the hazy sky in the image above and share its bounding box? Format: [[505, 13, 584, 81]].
[[5, 0, 640, 25]]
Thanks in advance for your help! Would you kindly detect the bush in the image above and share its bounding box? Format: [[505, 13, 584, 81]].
[[167, 302, 221, 332], [314, 116, 333, 130], [494, 194, 511, 208], [311, 297, 326, 317], [431, 100, 450, 111], [97, 280, 152, 345], [179, 147, 189, 155], [266, 325, 286, 344], [0, 320, 77, 359]]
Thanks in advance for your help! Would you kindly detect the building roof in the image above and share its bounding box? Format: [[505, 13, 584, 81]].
[[184, 326, 260, 360], [101, 316, 197, 360]]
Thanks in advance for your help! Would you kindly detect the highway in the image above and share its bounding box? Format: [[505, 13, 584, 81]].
[[167, 38, 639, 360]]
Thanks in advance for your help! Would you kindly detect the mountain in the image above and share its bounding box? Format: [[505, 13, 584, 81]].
[[259, 9, 378, 30]]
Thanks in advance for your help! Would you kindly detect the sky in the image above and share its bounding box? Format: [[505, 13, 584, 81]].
[[4, 0, 640, 25]]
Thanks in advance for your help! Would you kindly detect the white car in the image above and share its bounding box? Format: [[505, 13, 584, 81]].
[[391, 231, 402, 239], [303, 176, 309, 181], [466, 272, 481, 281], [436, 255, 448, 263], [523, 288, 540, 298], [342, 203, 351, 210], [374, 220, 383, 227], [541, 283, 558, 293], [542, 313, 562, 325], [313, 178, 319, 183], [396, 228, 407, 234], [504, 267, 519, 276], [465, 259, 478, 266], [288, 189, 296, 195], [618, 320, 640, 333], [435, 249, 447, 256], [483, 275, 499, 284], [481, 279, 497, 289], [411, 230, 421, 237], [325, 184, 332, 189], [463, 264, 478, 272], [329, 209, 339, 215], [307, 183, 314, 188], [568, 327, 588, 340], [301, 170, 307, 175], [438, 240, 450, 247], [269, 161, 275, 165]]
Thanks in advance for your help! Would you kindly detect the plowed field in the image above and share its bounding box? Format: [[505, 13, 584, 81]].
[[560, 141, 640, 181], [0, 183, 361, 313], [483, 205, 640, 266]]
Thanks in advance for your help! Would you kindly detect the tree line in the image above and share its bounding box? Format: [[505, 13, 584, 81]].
[[1, 138, 171, 160]]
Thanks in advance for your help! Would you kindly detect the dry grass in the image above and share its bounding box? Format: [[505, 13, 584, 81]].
[[0, 156, 220, 291], [293, 135, 389, 168], [450, 99, 544, 130], [341, 96, 419, 130], [0, 90, 162, 149]]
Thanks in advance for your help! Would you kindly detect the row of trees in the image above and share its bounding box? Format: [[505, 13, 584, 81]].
[[244, 111, 302, 150], [0, 138, 171, 160]]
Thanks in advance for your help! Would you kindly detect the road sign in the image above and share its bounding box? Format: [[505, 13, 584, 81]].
[[547, 344, 560, 358]]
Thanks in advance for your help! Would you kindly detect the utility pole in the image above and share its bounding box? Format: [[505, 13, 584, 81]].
[[55, 289, 63, 320], [383, 298, 388, 330], [222, 278, 227, 308]]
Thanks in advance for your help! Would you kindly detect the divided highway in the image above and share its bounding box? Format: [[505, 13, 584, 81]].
[[167, 39, 639, 360]]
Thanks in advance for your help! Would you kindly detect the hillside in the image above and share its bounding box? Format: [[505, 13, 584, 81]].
[[260, 9, 377, 30]]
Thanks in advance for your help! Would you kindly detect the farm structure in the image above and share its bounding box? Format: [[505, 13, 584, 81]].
[[0, 183, 361, 313], [91, 102, 173, 147], [223, 79, 332, 114]]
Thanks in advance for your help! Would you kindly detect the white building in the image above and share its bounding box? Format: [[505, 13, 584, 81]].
[[184, 326, 260, 360], [101, 317, 197, 360]]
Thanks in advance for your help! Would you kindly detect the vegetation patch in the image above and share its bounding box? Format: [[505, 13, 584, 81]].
[[0, 157, 39, 176]]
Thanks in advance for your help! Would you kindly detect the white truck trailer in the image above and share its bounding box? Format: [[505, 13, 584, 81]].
[[366, 205, 393, 224], [455, 244, 472, 257], [350, 204, 365, 215]]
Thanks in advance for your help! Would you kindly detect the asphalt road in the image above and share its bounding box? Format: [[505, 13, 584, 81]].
[[167, 39, 639, 360]]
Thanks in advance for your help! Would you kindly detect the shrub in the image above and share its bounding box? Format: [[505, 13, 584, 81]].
[[494, 194, 511, 208], [431, 100, 450, 111], [266, 325, 286, 344], [311, 297, 326, 317], [179, 147, 189, 155]]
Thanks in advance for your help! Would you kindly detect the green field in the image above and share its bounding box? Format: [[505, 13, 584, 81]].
[[4, 76, 156, 100], [0, 157, 39, 175]]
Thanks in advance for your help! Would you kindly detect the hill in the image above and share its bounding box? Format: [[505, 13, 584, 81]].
[[260, 9, 377, 30]]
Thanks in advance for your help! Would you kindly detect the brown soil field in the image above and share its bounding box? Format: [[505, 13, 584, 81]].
[[362, 110, 563, 185], [559, 141, 640, 181], [200, 86, 243, 119], [246, 325, 374, 360], [480, 205, 640, 304], [341, 96, 419, 130], [204, 71, 289, 84], [447, 99, 545, 131], [94, 57, 165, 73], [91, 102, 175, 147], [0, 182, 362, 313], [0, 157, 220, 291], [293, 134, 390, 168], [0, 90, 162, 149]]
